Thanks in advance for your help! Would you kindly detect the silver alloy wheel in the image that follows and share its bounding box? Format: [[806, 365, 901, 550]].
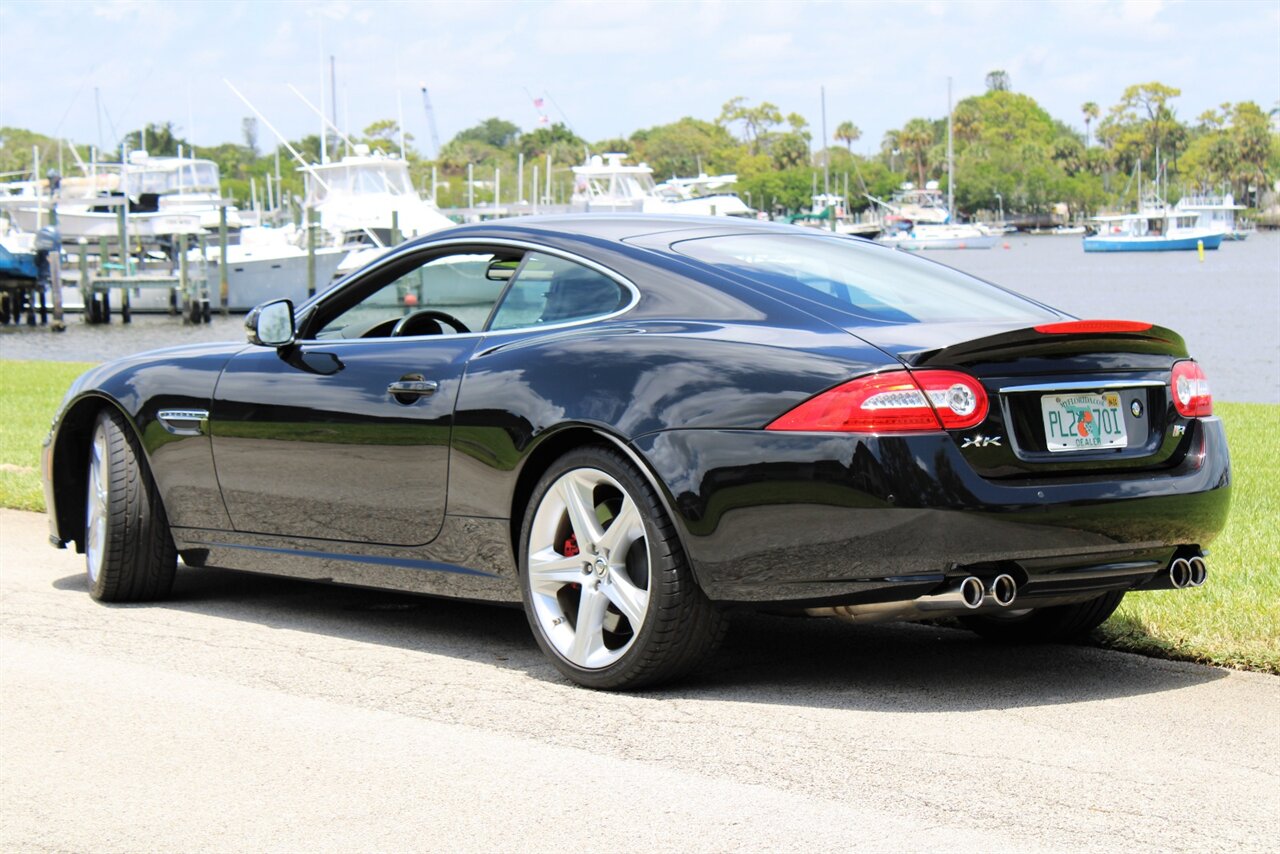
[[85, 427, 109, 583], [526, 467, 650, 669]]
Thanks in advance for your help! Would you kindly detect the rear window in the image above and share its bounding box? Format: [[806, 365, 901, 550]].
[[672, 233, 1054, 324]]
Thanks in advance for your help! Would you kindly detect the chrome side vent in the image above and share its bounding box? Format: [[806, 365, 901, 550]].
[[156, 409, 209, 436]]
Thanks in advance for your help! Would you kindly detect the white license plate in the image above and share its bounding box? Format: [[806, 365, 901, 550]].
[[1040, 392, 1128, 452]]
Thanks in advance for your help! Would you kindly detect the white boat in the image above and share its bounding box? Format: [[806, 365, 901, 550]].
[[303, 146, 455, 242], [194, 146, 454, 311], [572, 154, 752, 216], [866, 182, 952, 228], [878, 222, 998, 250], [652, 173, 753, 217], [1084, 206, 1226, 252], [1174, 193, 1253, 241], [2, 151, 240, 240]]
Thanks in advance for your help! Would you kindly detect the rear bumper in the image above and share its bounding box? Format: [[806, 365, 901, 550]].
[[632, 417, 1231, 605]]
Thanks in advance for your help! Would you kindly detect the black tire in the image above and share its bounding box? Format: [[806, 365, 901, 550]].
[[84, 409, 177, 602], [518, 446, 725, 690], [960, 590, 1125, 643]]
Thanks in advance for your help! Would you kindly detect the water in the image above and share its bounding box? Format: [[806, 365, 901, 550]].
[[2, 233, 1277, 403], [935, 232, 1279, 404]]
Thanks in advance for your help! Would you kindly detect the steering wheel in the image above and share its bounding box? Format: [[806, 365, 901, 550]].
[[391, 309, 471, 337]]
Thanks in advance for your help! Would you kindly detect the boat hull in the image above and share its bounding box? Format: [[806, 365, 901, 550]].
[[1083, 232, 1225, 252], [878, 234, 998, 250]]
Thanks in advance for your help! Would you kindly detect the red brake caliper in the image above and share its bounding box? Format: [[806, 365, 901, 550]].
[[563, 534, 579, 557]]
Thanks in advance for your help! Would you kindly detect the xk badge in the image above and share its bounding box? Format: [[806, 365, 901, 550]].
[[962, 435, 1003, 448]]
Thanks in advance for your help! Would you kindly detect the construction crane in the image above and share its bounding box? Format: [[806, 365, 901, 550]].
[[420, 84, 442, 160]]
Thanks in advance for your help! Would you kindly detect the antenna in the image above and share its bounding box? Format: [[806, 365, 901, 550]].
[[420, 84, 442, 159], [288, 83, 357, 151], [224, 80, 329, 192]]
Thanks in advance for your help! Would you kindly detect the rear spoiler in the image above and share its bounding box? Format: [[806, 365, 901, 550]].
[[908, 320, 1187, 368]]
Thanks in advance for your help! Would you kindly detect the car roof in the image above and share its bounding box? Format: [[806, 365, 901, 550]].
[[409, 213, 803, 248]]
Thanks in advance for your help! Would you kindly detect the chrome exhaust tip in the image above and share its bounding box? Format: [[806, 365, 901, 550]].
[[1169, 557, 1192, 589], [988, 573, 1018, 607], [959, 576, 985, 609], [1187, 556, 1208, 587]]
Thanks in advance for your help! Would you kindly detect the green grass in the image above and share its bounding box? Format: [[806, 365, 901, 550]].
[[1, 357, 1276, 672], [0, 360, 94, 511], [1098, 401, 1280, 673]]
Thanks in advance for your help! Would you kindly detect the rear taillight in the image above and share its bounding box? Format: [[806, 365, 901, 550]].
[[766, 370, 988, 433], [1171, 360, 1212, 417]]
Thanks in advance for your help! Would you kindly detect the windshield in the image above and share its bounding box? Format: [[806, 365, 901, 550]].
[[125, 160, 219, 195], [673, 233, 1055, 325]]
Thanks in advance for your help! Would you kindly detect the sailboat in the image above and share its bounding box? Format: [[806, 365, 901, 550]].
[[874, 80, 996, 250]]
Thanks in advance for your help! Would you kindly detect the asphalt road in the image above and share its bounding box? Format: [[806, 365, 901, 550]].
[[2, 508, 1277, 852]]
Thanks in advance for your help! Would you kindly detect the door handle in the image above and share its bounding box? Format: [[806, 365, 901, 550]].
[[388, 375, 438, 401]]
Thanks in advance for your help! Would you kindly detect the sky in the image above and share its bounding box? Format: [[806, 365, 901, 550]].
[[2, 0, 1278, 161]]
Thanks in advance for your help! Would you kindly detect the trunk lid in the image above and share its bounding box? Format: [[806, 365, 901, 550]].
[[843, 319, 1196, 478]]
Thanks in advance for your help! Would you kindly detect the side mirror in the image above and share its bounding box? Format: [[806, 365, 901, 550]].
[[246, 299, 296, 347], [485, 258, 520, 281]]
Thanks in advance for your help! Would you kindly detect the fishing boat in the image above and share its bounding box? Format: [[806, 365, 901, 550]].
[[1174, 193, 1253, 241], [572, 154, 752, 216], [303, 146, 454, 243], [1, 151, 238, 240], [1083, 209, 1226, 252]]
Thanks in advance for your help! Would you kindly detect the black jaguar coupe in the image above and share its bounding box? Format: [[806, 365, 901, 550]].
[[42, 216, 1231, 689]]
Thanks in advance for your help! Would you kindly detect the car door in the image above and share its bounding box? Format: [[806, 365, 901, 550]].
[[209, 247, 515, 546]]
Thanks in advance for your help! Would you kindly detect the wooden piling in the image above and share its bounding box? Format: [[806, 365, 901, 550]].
[[307, 206, 317, 298], [219, 205, 229, 315]]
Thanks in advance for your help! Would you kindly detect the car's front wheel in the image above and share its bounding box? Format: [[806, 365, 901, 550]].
[[518, 447, 724, 690], [960, 590, 1125, 643], [84, 409, 177, 602]]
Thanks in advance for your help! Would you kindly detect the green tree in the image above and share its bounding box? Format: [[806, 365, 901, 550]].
[[834, 120, 861, 151], [898, 118, 935, 188], [629, 117, 737, 179], [361, 119, 412, 155], [1082, 101, 1100, 147], [985, 70, 1011, 92], [124, 122, 189, 157], [717, 97, 783, 154], [452, 117, 520, 149]]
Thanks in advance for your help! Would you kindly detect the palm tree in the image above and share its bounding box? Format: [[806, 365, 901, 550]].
[[834, 121, 861, 152], [881, 129, 901, 171], [1082, 102, 1100, 148], [898, 119, 934, 188]]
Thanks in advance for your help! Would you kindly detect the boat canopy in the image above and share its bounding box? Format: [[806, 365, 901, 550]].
[[304, 157, 413, 206], [125, 159, 220, 195]]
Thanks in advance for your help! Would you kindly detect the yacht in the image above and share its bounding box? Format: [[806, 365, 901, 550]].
[[2, 151, 239, 239], [572, 154, 752, 216], [302, 146, 455, 243]]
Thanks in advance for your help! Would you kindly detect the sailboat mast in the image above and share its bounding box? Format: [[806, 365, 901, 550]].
[[946, 76, 954, 219]]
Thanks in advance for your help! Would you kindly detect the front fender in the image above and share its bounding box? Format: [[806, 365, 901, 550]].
[[43, 343, 244, 549]]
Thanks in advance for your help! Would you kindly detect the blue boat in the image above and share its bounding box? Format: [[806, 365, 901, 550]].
[[1084, 210, 1227, 252]]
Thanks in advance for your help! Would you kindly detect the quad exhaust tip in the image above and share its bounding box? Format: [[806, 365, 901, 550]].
[[1169, 556, 1207, 589], [1187, 556, 1208, 587], [959, 576, 985, 609], [988, 573, 1018, 607]]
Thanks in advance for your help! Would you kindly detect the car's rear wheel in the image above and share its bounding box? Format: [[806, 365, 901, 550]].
[[518, 447, 724, 690], [85, 409, 177, 602], [960, 590, 1125, 643]]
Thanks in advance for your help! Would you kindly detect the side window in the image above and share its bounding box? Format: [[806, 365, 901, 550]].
[[488, 253, 627, 331], [313, 252, 510, 339]]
